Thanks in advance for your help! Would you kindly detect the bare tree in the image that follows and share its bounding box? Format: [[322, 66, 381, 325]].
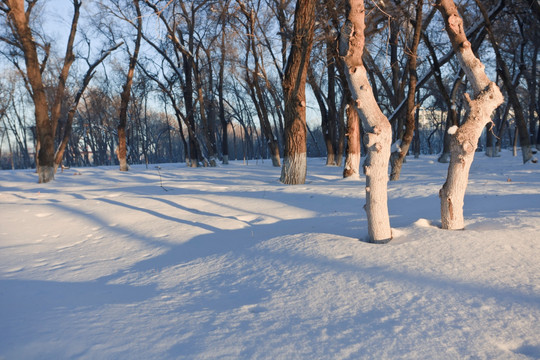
[[436, 0, 504, 230], [54, 44, 121, 172], [339, 0, 392, 243], [216, 1, 230, 164], [475, 0, 533, 164], [0, 0, 81, 182], [112, 0, 142, 171], [389, 0, 423, 181], [238, 0, 281, 167]]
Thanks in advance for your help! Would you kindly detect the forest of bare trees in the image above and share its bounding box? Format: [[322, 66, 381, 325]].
[[0, 0, 538, 236]]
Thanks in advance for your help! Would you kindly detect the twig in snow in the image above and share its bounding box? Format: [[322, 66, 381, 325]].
[[155, 166, 169, 192]]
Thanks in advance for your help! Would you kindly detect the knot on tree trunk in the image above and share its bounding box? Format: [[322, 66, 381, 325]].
[[463, 82, 504, 123], [448, 13, 463, 34], [364, 125, 384, 152]]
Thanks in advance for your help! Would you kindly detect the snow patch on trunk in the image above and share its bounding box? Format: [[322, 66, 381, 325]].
[[448, 125, 458, 135], [280, 153, 307, 185], [391, 139, 402, 153]]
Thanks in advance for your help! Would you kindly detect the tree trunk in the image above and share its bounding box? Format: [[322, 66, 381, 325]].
[[536, 68, 540, 150], [307, 67, 335, 165], [513, 127, 518, 157], [485, 121, 497, 157], [340, 0, 392, 243], [336, 99, 346, 167], [194, 63, 217, 167], [390, 0, 423, 181], [436, 0, 504, 230], [240, 4, 281, 167], [4, 0, 65, 182], [343, 99, 361, 178], [280, 0, 316, 185], [525, 43, 538, 149], [219, 27, 229, 165], [413, 91, 421, 158], [117, 0, 142, 171], [327, 44, 340, 166], [181, 49, 199, 167]]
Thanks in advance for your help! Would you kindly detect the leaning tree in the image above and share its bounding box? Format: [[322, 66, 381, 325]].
[[436, 0, 504, 230]]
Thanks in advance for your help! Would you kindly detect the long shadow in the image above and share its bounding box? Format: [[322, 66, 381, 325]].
[[3, 162, 539, 358], [95, 197, 221, 233]]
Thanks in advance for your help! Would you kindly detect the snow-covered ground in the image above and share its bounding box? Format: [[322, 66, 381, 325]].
[[1, 150, 539, 359]]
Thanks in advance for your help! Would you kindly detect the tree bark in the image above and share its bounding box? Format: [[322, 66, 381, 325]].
[[280, 0, 316, 184], [343, 99, 361, 178], [340, 0, 392, 243], [327, 43, 341, 166], [436, 0, 504, 230]]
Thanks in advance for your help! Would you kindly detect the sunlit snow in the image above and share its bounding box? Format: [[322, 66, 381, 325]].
[[1, 150, 539, 359]]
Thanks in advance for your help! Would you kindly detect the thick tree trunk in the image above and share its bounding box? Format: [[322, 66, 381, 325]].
[[5, 0, 58, 182], [280, 0, 316, 185], [340, 0, 392, 243], [436, 0, 504, 230]]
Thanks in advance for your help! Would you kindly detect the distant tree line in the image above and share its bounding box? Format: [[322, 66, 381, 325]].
[[1, 0, 538, 174]]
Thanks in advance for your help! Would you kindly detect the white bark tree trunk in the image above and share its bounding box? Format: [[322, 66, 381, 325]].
[[436, 0, 504, 229], [340, 0, 392, 243], [281, 153, 307, 185], [38, 166, 55, 184]]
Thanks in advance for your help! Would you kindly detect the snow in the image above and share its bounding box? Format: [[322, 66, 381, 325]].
[[1, 150, 539, 359], [391, 139, 402, 153]]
